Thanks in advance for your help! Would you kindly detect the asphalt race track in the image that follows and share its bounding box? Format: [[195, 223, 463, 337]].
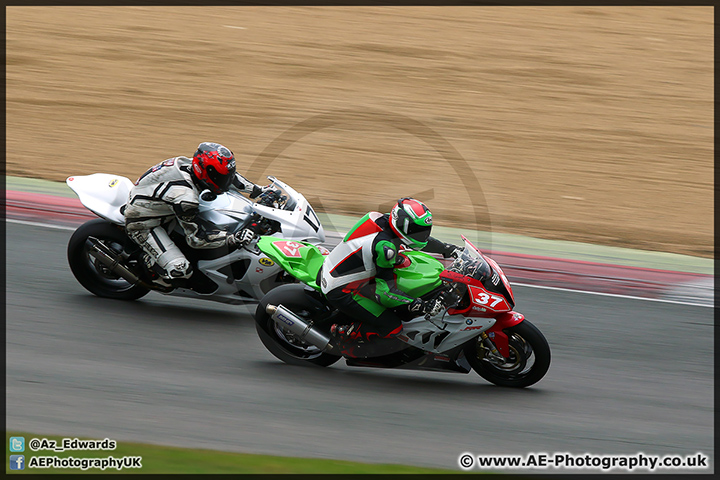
[[5, 221, 714, 473]]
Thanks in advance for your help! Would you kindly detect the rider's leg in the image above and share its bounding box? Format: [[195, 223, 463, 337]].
[[126, 221, 192, 283], [325, 288, 403, 339]]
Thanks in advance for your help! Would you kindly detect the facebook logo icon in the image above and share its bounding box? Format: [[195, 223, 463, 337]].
[[9, 455, 25, 470]]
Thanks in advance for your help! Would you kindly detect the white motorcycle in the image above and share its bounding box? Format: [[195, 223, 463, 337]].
[[65, 173, 325, 304]]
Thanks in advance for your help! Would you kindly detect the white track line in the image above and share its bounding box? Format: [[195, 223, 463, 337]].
[[7, 218, 712, 308], [513, 282, 713, 308], [6, 218, 77, 231]]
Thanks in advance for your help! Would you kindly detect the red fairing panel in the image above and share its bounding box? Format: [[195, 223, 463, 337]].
[[486, 311, 525, 357]]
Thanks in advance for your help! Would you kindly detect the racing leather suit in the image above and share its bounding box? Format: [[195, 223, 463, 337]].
[[319, 211, 456, 340], [124, 156, 260, 282]]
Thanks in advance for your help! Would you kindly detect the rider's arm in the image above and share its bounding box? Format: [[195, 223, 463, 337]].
[[232, 173, 263, 199], [422, 236, 459, 258], [372, 240, 417, 308], [173, 201, 229, 249]]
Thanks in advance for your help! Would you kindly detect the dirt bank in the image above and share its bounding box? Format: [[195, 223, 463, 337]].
[[6, 6, 713, 257]]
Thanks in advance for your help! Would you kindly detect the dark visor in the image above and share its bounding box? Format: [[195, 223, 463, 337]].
[[207, 166, 234, 192], [406, 222, 431, 243]]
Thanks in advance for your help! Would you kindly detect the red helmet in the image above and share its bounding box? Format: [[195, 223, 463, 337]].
[[192, 142, 236, 194]]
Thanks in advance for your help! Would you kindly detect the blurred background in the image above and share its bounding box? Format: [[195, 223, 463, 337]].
[[6, 6, 713, 256]]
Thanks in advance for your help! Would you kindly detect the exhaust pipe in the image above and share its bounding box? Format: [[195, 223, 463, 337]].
[[266, 304, 334, 353], [85, 237, 170, 293]]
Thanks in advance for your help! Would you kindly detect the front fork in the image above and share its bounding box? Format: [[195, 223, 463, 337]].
[[483, 311, 525, 358]]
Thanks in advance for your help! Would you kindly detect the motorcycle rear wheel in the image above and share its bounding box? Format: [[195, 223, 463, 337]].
[[67, 219, 150, 301], [464, 320, 550, 388], [255, 284, 341, 367]]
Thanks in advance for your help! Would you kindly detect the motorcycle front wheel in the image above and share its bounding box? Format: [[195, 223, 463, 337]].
[[67, 219, 150, 301], [255, 284, 341, 367], [464, 320, 550, 388]]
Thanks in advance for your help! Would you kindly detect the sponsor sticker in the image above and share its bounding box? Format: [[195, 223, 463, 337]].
[[108, 179, 119, 188], [277, 313, 294, 326], [259, 257, 275, 267]]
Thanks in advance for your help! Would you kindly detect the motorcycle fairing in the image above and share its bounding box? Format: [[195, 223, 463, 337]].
[[397, 313, 496, 354], [256, 237, 328, 291], [484, 311, 526, 357], [67, 174, 134, 224]]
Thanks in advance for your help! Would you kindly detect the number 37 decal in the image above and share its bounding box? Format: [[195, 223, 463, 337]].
[[468, 285, 509, 311], [273, 240, 303, 258]]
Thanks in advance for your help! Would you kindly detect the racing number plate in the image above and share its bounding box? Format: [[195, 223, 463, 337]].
[[273, 240, 303, 258], [468, 285, 509, 312]]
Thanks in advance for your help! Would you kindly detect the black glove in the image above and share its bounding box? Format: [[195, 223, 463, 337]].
[[443, 244, 462, 259], [408, 298, 425, 313]]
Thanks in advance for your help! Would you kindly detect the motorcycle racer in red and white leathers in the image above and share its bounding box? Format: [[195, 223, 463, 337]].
[[319, 197, 459, 352]]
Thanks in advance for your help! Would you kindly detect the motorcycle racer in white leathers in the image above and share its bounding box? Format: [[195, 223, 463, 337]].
[[124, 142, 269, 286]]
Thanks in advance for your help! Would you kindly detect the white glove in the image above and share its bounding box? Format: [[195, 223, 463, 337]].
[[228, 228, 255, 247]]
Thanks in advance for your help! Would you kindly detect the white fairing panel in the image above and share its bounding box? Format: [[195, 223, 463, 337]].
[[198, 191, 255, 231], [399, 312, 496, 353], [66, 173, 134, 225], [251, 178, 326, 243]]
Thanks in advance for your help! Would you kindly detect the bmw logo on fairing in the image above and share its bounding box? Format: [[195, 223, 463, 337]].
[[465, 319, 473, 325]]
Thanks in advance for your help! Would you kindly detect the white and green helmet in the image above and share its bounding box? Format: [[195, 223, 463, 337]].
[[389, 197, 433, 249]]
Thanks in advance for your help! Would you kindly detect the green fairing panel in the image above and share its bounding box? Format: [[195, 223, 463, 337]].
[[257, 238, 445, 299], [256, 237, 325, 291], [394, 251, 445, 298]]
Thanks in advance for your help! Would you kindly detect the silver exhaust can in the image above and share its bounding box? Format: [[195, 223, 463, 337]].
[[266, 304, 332, 352], [87, 239, 140, 285]]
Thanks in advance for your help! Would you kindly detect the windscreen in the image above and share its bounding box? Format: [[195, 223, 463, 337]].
[[447, 239, 492, 281], [256, 180, 297, 211]]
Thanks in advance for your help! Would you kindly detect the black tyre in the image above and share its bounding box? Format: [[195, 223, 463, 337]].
[[255, 284, 341, 367], [464, 320, 550, 388], [67, 219, 150, 300]]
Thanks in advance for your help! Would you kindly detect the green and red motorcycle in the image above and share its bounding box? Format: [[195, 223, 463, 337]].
[[253, 235, 551, 388]]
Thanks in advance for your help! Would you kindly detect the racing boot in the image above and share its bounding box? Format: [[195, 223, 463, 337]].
[[330, 323, 360, 340], [330, 323, 404, 358], [330, 323, 364, 357], [141, 253, 184, 290]]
